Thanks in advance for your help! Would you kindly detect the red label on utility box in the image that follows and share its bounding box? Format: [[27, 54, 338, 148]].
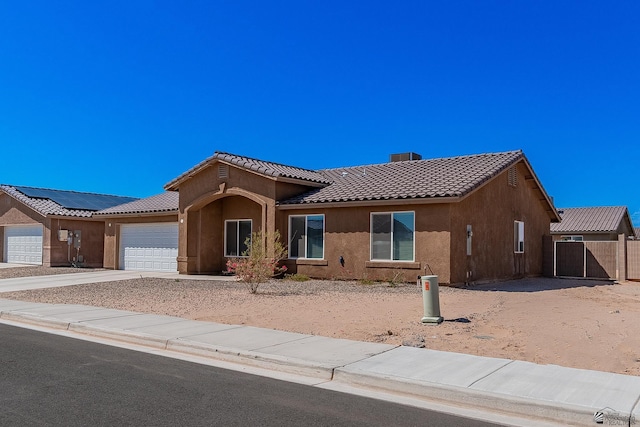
[[424, 281, 430, 291]]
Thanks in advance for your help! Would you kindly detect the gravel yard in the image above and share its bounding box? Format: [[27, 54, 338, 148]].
[[2, 266, 640, 376]]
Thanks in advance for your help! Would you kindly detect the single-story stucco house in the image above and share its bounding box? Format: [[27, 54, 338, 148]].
[[0, 185, 137, 267], [94, 192, 179, 272], [163, 150, 560, 285], [550, 206, 636, 242]]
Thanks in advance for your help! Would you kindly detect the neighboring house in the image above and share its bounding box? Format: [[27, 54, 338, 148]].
[[164, 150, 560, 285], [550, 206, 636, 241], [0, 185, 137, 267], [94, 192, 179, 272], [635, 227, 640, 239]]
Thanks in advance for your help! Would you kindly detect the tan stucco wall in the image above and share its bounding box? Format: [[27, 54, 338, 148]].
[[277, 203, 452, 283], [173, 159, 553, 284], [0, 193, 104, 267], [449, 161, 551, 284], [102, 214, 178, 269], [0, 193, 43, 262], [176, 163, 283, 274], [0, 193, 43, 225], [47, 218, 105, 268]]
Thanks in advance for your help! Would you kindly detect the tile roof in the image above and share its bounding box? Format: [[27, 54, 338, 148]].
[[551, 206, 631, 234], [95, 192, 179, 216], [0, 185, 138, 218], [165, 151, 330, 190], [281, 150, 526, 204]]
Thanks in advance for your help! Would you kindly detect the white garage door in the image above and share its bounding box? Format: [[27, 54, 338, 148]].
[[4, 225, 43, 265], [119, 223, 178, 272]]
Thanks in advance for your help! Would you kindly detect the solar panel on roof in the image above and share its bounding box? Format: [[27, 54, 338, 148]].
[[15, 186, 137, 211]]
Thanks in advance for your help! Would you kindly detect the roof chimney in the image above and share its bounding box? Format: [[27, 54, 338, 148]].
[[390, 152, 422, 162]]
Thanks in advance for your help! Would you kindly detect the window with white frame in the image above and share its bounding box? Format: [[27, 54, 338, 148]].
[[288, 214, 324, 259], [514, 220, 525, 253], [225, 219, 252, 257], [371, 211, 415, 261]]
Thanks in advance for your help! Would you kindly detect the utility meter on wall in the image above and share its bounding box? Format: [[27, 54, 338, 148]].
[[73, 230, 81, 249]]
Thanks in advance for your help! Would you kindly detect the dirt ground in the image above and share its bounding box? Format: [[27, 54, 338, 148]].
[[2, 267, 639, 376]]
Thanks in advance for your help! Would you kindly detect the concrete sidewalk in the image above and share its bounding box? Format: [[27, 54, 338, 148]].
[[0, 297, 638, 426]]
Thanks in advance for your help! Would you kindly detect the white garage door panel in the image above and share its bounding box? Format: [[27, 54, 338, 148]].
[[120, 223, 178, 272], [4, 225, 43, 265]]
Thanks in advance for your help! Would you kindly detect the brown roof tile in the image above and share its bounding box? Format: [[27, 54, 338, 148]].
[[551, 206, 631, 234], [165, 151, 330, 190], [281, 150, 525, 204], [95, 192, 179, 216], [0, 185, 137, 218]]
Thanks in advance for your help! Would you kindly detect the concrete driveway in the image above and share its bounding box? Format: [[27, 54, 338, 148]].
[[0, 269, 234, 292], [0, 263, 31, 269]]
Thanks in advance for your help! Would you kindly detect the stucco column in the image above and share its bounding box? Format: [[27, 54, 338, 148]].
[[178, 210, 200, 274], [618, 233, 627, 282]]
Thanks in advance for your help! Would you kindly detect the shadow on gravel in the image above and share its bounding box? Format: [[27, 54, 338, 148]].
[[463, 277, 615, 293]]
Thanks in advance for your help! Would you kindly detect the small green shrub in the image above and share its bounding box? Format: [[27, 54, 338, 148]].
[[226, 230, 288, 294]]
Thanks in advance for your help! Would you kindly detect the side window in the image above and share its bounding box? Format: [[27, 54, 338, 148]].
[[514, 221, 524, 253], [288, 215, 324, 259], [371, 211, 415, 261], [225, 219, 252, 257]]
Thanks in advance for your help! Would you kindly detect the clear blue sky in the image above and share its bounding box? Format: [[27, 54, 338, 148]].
[[1, 1, 638, 225]]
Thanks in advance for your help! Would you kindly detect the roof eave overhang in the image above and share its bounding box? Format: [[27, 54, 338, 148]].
[[93, 210, 179, 219], [47, 214, 101, 221], [274, 176, 327, 188], [0, 189, 48, 219], [277, 196, 460, 210], [550, 230, 617, 235], [164, 158, 328, 191], [518, 156, 561, 222]]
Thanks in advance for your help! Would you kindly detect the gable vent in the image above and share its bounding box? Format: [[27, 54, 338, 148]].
[[508, 166, 518, 187], [218, 164, 229, 179]]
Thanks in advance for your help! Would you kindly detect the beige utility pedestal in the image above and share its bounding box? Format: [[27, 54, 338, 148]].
[[421, 275, 443, 324]]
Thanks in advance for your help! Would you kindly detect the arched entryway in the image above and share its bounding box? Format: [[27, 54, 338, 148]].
[[178, 187, 273, 274]]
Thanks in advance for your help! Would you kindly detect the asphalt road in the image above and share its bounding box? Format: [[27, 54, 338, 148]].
[[0, 324, 504, 426]]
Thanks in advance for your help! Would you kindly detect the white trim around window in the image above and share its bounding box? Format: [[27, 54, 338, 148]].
[[370, 211, 415, 262], [288, 214, 325, 259], [224, 219, 252, 257], [514, 220, 525, 253]]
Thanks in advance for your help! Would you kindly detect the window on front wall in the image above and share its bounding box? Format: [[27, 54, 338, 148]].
[[225, 219, 252, 257], [371, 211, 415, 261], [560, 235, 583, 242], [514, 220, 525, 253], [289, 214, 324, 259]]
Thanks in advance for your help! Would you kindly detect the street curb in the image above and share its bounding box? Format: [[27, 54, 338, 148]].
[[0, 312, 71, 330], [68, 323, 171, 350], [332, 368, 596, 426], [166, 338, 335, 380], [2, 307, 637, 427]]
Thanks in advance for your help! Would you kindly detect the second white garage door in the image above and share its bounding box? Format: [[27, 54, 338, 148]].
[[3, 225, 43, 265], [119, 223, 178, 272]]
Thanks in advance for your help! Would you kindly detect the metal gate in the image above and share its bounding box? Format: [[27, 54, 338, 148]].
[[554, 241, 618, 279]]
